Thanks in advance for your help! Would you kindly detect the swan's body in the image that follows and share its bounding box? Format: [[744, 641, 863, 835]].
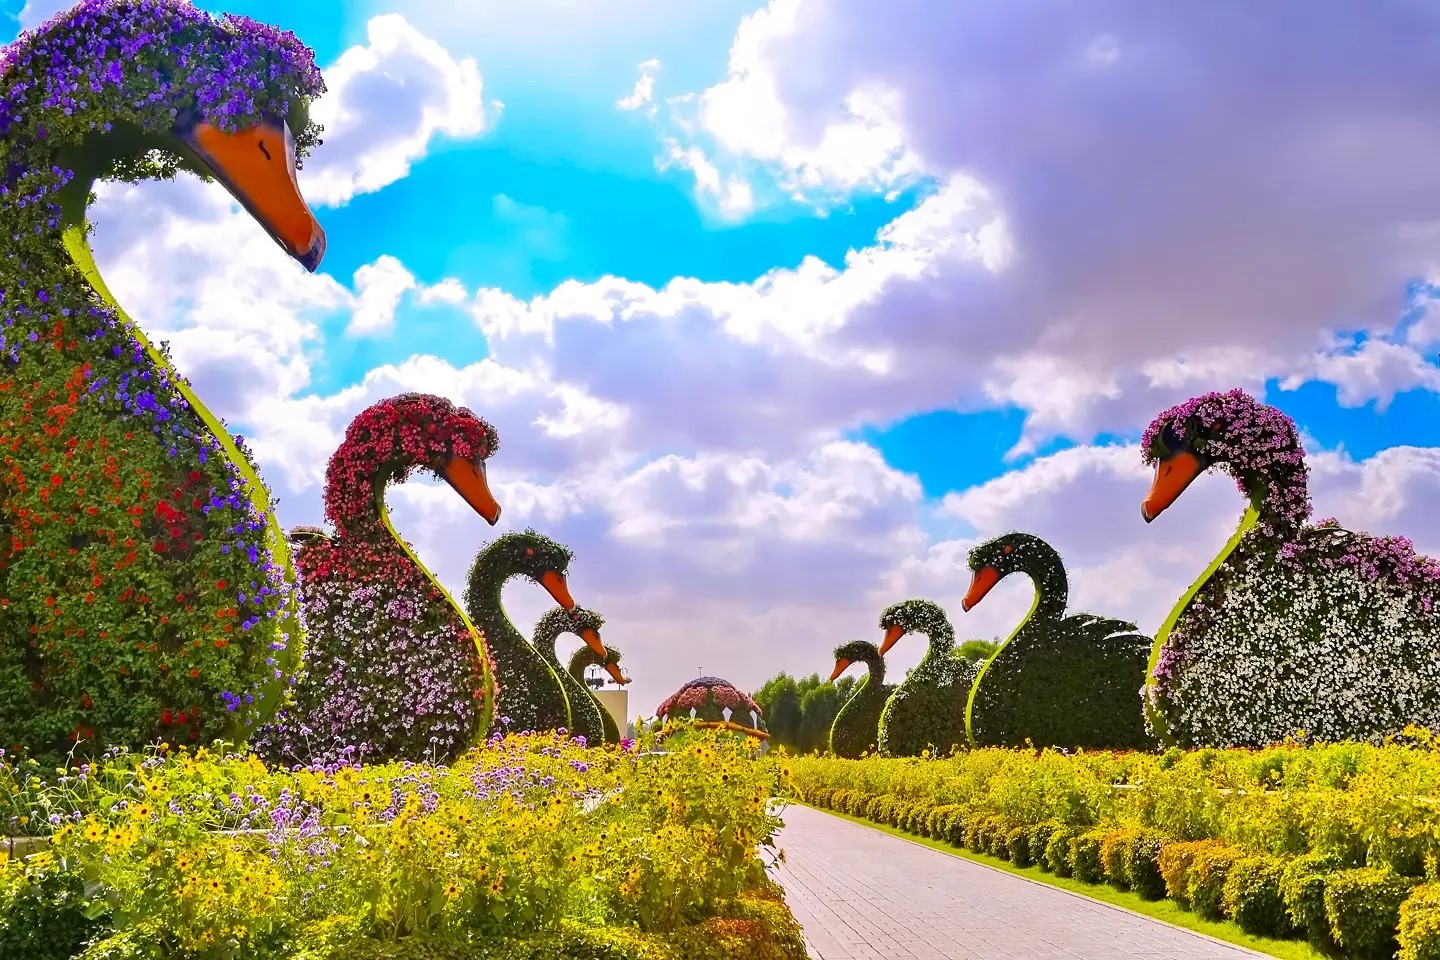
[[0, 1, 327, 759], [961, 533, 1151, 750], [876, 599, 975, 757], [1140, 389, 1440, 747], [534, 606, 626, 746], [463, 531, 599, 735], [255, 393, 506, 765], [827, 641, 893, 758]]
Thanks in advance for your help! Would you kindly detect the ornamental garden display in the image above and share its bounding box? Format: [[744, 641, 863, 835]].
[[253, 393, 505, 766], [827, 640, 894, 758], [533, 605, 627, 746], [655, 677, 768, 742], [0, 0, 328, 762], [463, 530, 599, 735], [961, 532, 1152, 750], [568, 636, 628, 744], [1139, 388, 1440, 748], [875, 599, 976, 757]]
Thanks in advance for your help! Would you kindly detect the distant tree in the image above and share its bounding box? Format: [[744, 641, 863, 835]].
[[957, 639, 1001, 663], [754, 671, 856, 752], [754, 673, 802, 748]]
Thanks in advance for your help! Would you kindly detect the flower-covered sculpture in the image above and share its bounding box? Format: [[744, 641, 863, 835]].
[[655, 677, 767, 740], [463, 530, 597, 735], [827, 641, 894, 758], [875, 599, 975, 757], [568, 639, 628, 744], [253, 393, 504, 766], [534, 606, 626, 746], [1140, 388, 1440, 747], [960, 532, 1152, 750], [0, 0, 327, 761]]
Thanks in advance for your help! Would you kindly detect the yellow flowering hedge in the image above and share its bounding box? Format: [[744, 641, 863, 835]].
[[789, 733, 1440, 960], [0, 729, 803, 959]]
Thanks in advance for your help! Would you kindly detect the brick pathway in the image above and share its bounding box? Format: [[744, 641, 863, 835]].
[[773, 804, 1266, 960]]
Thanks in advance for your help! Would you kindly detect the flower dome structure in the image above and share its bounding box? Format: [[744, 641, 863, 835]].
[[655, 677, 768, 741]]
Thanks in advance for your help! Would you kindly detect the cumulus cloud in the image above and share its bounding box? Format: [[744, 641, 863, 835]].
[[617, 58, 661, 113], [302, 14, 496, 206], [348, 256, 418, 336]]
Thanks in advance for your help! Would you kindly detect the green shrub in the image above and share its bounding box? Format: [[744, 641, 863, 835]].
[[942, 807, 969, 846], [0, 864, 110, 960], [1221, 856, 1290, 937], [1400, 883, 1440, 960], [1124, 832, 1169, 901], [1187, 845, 1241, 921], [1158, 840, 1220, 904], [1099, 828, 1138, 890], [1324, 867, 1415, 960], [1045, 826, 1082, 878], [1281, 852, 1346, 946], [1005, 826, 1032, 867], [987, 818, 1016, 859], [1070, 830, 1106, 884], [1029, 822, 1060, 873]]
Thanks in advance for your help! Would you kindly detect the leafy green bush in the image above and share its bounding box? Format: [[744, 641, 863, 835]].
[[1123, 831, 1169, 901], [1045, 826, 1082, 877], [1400, 883, 1440, 960], [0, 864, 108, 960], [1005, 826, 1032, 867], [1324, 868, 1415, 960], [1221, 856, 1290, 936], [1187, 845, 1241, 920], [1159, 840, 1219, 904], [1070, 830, 1106, 884], [1281, 853, 1342, 947], [1029, 822, 1060, 873]]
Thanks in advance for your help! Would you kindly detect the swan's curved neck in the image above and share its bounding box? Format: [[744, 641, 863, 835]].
[[854, 651, 887, 686], [1142, 493, 1264, 742], [56, 177, 302, 737], [467, 557, 537, 655], [1022, 551, 1069, 621]]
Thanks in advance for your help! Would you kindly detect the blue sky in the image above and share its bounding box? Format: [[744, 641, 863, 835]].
[[7, 0, 1440, 708]]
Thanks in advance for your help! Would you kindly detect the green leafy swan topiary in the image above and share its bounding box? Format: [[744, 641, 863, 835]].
[[0, 0, 328, 761], [567, 640, 627, 745], [875, 599, 976, 757], [253, 393, 505, 766], [463, 530, 602, 735], [534, 606, 627, 746], [1140, 389, 1440, 747], [960, 532, 1152, 750], [827, 641, 894, 758]]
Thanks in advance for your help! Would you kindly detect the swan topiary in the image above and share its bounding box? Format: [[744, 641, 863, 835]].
[[534, 605, 626, 746], [567, 637, 627, 744], [875, 599, 975, 757], [463, 530, 599, 735], [826, 640, 893, 758], [960, 532, 1152, 750], [253, 393, 506, 766], [0, 0, 326, 761], [1140, 388, 1440, 747]]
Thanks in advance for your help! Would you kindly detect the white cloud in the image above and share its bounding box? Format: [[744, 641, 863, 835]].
[[302, 14, 496, 206], [659, 139, 755, 218], [617, 58, 662, 113], [348, 256, 418, 336]]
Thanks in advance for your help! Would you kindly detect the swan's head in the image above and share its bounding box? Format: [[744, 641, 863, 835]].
[[3, 0, 327, 270], [829, 640, 881, 681], [567, 634, 628, 685], [537, 605, 616, 671], [877, 598, 952, 655], [325, 393, 501, 532], [468, 530, 602, 652], [1140, 389, 1310, 527], [962, 532, 1050, 611]]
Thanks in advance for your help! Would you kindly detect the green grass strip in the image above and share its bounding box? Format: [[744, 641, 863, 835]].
[[800, 803, 1326, 960]]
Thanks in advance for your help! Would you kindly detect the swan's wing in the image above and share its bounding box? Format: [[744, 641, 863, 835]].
[[1060, 612, 1150, 646]]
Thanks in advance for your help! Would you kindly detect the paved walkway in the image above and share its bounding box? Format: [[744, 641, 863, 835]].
[[774, 804, 1265, 960]]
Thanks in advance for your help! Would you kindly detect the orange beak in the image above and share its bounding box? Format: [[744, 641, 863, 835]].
[[829, 658, 851, 682], [541, 570, 577, 613], [439, 456, 501, 525], [879, 624, 906, 656], [577, 624, 606, 658], [1141, 450, 1206, 523], [176, 115, 326, 272], [961, 566, 1000, 612], [603, 661, 629, 685]]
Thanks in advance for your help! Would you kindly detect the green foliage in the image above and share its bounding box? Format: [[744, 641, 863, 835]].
[[964, 533, 1153, 750], [1400, 883, 1440, 960], [752, 673, 852, 753], [0, 862, 108, 960], [1281, 853, 1345, 947], [1187, 844, 1241, 920], [463, 532, 575, 735], [1045, 825, 1082, 877], [1222, 856, 1291, 937], [826, 641, 893, 759], [1323, 868, 1416, 959], [1070, 829, 1106, 884], [955, 640, 999, 663], [534, 606, 609, 746], [875, 599, 975, 757]]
